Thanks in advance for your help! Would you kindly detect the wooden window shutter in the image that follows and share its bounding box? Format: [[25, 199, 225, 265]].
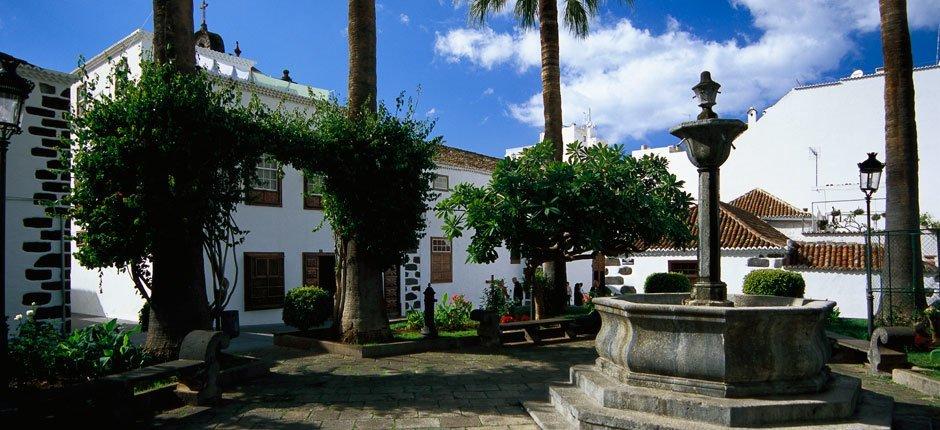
[[430, 237, 452, 283], [244, 252, 285, 310], [247, 158, 282, 207], [302, 252, 319, 287], [304, 175, 324, 210], [667, 260, 699, 284]]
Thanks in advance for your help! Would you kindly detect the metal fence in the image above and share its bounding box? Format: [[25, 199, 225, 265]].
[[869, 228, 940, 326]]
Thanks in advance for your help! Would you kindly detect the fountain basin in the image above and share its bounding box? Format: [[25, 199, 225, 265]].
[[593, 293, 834, 398]]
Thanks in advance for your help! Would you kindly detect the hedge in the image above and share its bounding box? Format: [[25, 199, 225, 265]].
[[742, 269, 805, 298], [644, 272, 692, 293], [283, 286, 332, 331]]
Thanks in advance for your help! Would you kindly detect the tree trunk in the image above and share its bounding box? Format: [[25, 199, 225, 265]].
[[336, 237, 391, 343], [878, 0, 925, 324], [347, 0, 377, 117], [145, 0, 207, 360], [336, 0, 391, 343], [539, 252, 568, 318], [538, 0, 569, 317], [538, 0, 564, 159], [152, 0, 196, 71], [146, 231, 211, 361]]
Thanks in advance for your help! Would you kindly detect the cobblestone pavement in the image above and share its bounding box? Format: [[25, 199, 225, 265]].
[[153, 341, 940, 429]]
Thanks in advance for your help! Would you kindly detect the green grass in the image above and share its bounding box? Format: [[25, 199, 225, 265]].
[[388, 320, 477, 341], [827, 318, 869, 340], [907, 352, 940, 379]]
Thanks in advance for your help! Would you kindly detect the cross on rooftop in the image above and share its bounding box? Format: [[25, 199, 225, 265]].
[[200, 0, 209, 28]]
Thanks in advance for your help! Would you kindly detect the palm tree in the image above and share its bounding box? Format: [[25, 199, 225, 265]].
[[146, 0, 212, 360], [467, 0, 630, 317], [878, 0, 925, 323], [334, 0, 393, 343]]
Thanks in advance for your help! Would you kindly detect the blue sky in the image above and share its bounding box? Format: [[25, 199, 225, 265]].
[[2, 0, 939, 156]]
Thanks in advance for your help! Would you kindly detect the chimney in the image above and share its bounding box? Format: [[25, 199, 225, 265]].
[[747, 107, 758, 125], [281, 69, 293, 82]]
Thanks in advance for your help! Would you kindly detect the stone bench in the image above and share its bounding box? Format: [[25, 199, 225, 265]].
[[868, 326, 912, 373], [500, 317, 580, 345], [101, 330, 230, 414]]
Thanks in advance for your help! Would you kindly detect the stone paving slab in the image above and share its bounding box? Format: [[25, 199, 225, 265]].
[[151, 341, 940, 429]]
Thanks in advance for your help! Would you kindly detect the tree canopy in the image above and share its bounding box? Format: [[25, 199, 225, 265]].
[[435, 140, 693, 266]]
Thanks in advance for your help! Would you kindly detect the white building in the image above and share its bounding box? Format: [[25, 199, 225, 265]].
[[2, 55, 77, 329], [68, 28, 528, 326]]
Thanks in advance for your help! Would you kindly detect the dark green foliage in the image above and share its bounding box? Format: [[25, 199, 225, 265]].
[[67, 60, 280, 273], [644, 272, 692, 293], [404, 310, 424, 331], [283, 96, 440, 269], [283, 286, 332, 331], [437, 141, 692, 268], [9, 317, 147, 387], [481, 278, 511, 316], [742, 269, 806, 298]]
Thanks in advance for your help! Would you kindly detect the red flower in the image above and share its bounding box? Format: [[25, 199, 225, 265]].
[[500, 315, 515, 324], [518, 314, 531, 322]]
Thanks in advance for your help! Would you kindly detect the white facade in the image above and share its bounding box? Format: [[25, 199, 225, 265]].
[[68, 30, 532, 326], [3, 60, 76, 329], [634, 64, 940, 226]]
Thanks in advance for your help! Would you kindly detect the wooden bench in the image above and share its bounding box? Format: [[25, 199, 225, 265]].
[[100, 330, 229, 418]]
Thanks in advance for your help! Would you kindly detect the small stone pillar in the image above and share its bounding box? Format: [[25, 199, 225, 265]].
[[421, 285, 438, 338]]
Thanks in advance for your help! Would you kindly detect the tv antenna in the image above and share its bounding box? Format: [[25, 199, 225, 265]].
[[809, 147, 819, 188]]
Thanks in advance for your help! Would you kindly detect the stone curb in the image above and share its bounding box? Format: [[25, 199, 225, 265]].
[[893, 368, 940, 397]]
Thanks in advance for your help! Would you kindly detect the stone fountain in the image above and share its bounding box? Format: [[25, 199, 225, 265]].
[[524, 72, 892, 429]]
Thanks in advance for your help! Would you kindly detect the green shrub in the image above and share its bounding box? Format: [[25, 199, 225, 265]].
[[644, 272, 692, 293], [742, 269, 805, 298], [9, 314, 147, 386], [481, 278, 510, 316], [283, 286, 332, 331], [404, 309, 424, 330], [435, 294, 474, 331]]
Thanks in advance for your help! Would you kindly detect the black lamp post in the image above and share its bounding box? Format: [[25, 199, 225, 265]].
[[859, 152, 885, 337], [0, 52, 35, 392]]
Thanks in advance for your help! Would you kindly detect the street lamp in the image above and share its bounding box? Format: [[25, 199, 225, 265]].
[[0, 52, 35, 392], [692, 71, 721, 120], [858, 152, 884, 337]]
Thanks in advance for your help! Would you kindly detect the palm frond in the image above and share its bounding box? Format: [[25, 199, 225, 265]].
[[563, 0, 590, 37], [514, 0, 539, 29], [467, 0, 513, 26]]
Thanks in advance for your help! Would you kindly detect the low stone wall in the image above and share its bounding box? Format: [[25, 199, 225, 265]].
[[893, 368, 940, 397]]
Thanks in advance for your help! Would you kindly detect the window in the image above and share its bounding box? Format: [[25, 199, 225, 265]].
[[668, 260, 699, 283], [304, 174, 324, 210], [244, 252, 285, 311], [432, 174, 449, 191], [430, 237, 453, 283], [248, 157, 281, 206]]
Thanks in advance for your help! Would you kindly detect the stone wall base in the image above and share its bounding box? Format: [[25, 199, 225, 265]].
[[525, 364, 893, 429]]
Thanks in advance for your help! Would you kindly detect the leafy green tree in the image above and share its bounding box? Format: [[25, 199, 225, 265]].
[[68, 61, 285, 359], [465, 0, 633, 313], [436, 141, 691, 318], [280, 96, 440, 343]]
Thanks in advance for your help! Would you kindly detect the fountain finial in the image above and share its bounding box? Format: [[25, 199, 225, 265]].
[[692, 71, 721, 120]]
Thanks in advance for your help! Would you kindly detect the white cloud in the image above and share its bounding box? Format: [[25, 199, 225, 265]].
[[435, 0, 940, 142], [482, 87, 495, 96], [400, 14, 410, 25], [426, 107, 438, 117]]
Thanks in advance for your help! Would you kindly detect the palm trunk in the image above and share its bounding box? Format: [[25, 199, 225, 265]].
[[347, 0, 377, 118], [337, 0, 392, 343], [538, 0, 568, 316], [152, 0, 196, 71], [538, 0, 564, 159], [878, 0, 925, 324], [145, 0, 208, 360]]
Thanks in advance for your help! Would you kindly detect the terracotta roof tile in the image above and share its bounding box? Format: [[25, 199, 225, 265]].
[[730, 188, 807, 219], [647, 202, 791, 251], [435, 146, 500, 171], [786, 242, 880, 271]]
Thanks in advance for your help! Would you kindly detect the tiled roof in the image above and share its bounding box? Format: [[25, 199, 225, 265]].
[[786, 242, 881, 271], [730, 188, 807, 219], [435, 146, 501, 172], [646, 202, 791, 251]]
